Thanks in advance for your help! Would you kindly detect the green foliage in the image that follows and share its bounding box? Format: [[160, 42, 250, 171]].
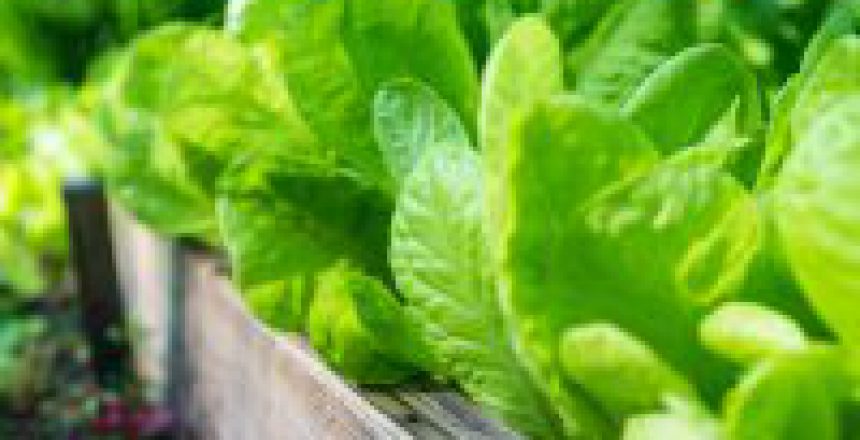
[[0, 161, 65, 295], [390, 127, 567, 436], [699, 302, 809, 365], [622, 44, 761, 155], [479, 16, 564, 256], [0, 0, 227, 413], [568, 0, 696, 107], [501, 96, 759, 416], [622, 402, 721, 440], [559, 323, 700, 420], [218, 153, 393, 331], [373, 79, 471, 185], [308, 262, 428, 384], [5, 1, 852, 438], [698, 0, 836, 91], [0, 0, 224, 85], [759, 7, 860, 185], [230, 0, 479, 194], [0, 90, 77, 296], [99, 24, 312, 241], [0, 316, 49, 404], [723, 347, 845, 440], [775, 93, 860, 348]]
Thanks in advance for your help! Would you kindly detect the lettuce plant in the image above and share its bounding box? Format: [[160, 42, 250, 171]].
[[83, 0, 860, 437], [0, 91, 77, 296]]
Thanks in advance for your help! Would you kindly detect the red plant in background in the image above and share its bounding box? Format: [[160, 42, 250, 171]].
[[89, 395, 174, 439]]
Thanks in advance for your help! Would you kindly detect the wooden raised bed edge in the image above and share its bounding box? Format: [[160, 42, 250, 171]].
[[109, 207, 519, 439]]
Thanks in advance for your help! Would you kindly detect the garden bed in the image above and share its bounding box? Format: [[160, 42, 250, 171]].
[[110, 209, 517, 439]]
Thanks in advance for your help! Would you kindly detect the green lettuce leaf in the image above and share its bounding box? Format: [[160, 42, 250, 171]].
[[99, 104, 217, 240], [775, 95, 860, 348], [723, 348, 845, 440], [449, 0, 610, 65], [501, 96, 760, 427], [100, 24, 313, 241], [499, 96, 659, 436], [568, 0, 695, 108], [479, 0, 521, 52], [231, 0, 479, 193], [308, 262, 428, 384], [622, 44, 761, 155], [732, 194, 834, 340], [372, 79, 470, 186], [219, 154, 393, 331], [623, 402, 721, 440], [788, 36, 860, 147], [0, 155, 66, 295], [480, 15, 563, 256], [391, 139, 570, 438], [219, 194, 314, 332], [559, 323, 700, 421], [699, 302, 808, 365], [759, 29, 860, 185], [541, 0, 613, 48]]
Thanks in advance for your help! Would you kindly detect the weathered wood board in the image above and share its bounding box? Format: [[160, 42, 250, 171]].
[[110, 210, 519, 439], [110, 206, 172, 398], [181, 257, 408, 439]]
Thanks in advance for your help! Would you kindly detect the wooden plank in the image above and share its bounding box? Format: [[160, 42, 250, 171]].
[[181, 258, 410, 439], [64, 181, 131, 391], [363, 393, 473, 438], [110, 210, 518, 439], [109, 206, 172, 397], [388, 392, 520, 440]]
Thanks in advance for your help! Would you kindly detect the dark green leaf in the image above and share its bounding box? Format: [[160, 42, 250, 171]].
[[308, 262, 428, 384], [623, 44, 761, 155], [568, 0, 695, 107], [724, 348, 844, 440]]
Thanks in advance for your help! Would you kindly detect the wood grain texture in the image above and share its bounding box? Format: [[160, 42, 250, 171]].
[[182, 257, 409, 439], [110, 210, 519, 439], [110, 206, 172, 397]]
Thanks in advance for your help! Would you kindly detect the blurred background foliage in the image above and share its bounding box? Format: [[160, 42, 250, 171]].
[[0, 1, 223, 434], [0, 0, 224, 87], [0, 0, 224, 297], [457, 0, 834, 94]]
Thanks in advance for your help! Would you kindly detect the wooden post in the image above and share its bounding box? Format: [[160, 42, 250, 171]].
[[167, 239, 197, 438], [63, 180, 131, 392]]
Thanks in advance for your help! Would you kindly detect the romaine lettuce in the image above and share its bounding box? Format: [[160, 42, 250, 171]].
[[391, 131, 572, 437], [230, 0, 479, 194], [63, 3, 860, 438], [775, 93, 860, 349], [100, 24, 313, 241]]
